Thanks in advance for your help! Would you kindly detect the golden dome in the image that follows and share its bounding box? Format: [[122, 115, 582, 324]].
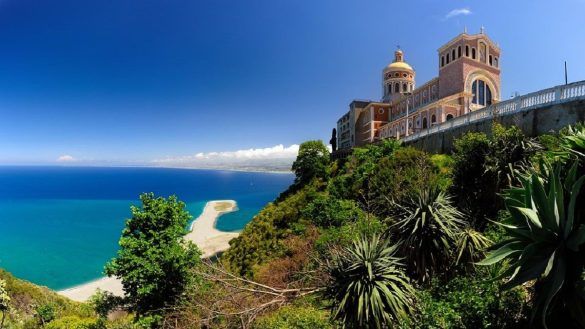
[[385, 61, 414, 72], [383, 49, 414, 72]]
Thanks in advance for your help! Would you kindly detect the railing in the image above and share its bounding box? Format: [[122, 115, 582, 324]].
[[401, 80, 585, 143]]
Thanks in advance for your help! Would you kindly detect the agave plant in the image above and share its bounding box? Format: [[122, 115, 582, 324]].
[[479, 160, 585, 328], [391, 188, 467, 282], [324, 235, 414, 329], [560, 124, 585, 158]]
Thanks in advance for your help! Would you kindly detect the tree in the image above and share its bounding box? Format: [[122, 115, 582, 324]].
[[330, 128, 337, 152], [324, 235, 414, 329], [105, 193, 201, 321], [390, 188, 467, 282], [0, 279, 9, 329], [479, 160, 585, 328], [292, 140, 330, 186]]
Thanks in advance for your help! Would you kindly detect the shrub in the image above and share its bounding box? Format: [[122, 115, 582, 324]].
[[89, 289, 123, 319], [302, 194, 364, 228], [369, 147, 440, 217], [324, 235, 414, 328], [411, 277, 528, 328], [35, 303, 56, 326], [315, 216, 385, 254], [0, 280, 9, 329], [451, 124, 539, 229], [45, 316, 106, 329], [254, 305, 332, 329], [224, 183, 319, 277]]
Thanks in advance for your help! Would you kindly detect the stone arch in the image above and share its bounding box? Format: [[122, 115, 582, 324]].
[[465, 70, 499, 102]]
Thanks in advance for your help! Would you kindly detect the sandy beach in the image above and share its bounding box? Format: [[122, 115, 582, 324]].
[[58, 200, 239, 302]]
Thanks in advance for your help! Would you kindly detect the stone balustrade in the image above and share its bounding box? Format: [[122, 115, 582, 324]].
[[401, 80, 585, 143]]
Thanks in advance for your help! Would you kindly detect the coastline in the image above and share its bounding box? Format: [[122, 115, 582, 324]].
[[58, 200, 240, 302], [1, 164, 294, 175]]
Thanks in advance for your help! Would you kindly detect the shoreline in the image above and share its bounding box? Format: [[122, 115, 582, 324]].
[[58, 200, 239, 302], [0, 164, 294, 175]]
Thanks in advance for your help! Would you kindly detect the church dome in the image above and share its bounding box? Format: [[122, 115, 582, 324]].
[[384, 49, 414, 72]]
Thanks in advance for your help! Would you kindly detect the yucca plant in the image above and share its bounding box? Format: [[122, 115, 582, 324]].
[[391, 188, 467, 282], [479, 160, 585, 328], [324, 235, 414, 329], [455, 227, 491, 268]]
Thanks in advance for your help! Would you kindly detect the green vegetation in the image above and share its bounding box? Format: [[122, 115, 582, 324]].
[[253, 305, 331, 329], [0, 280, 9, 329], [0, 269, 100, 329], [5, 122, 585, 328], [390, 188, 467, 282], [291, 140, 330, 187], [105, 193, 201, 325], [324, 235, 414, 328]]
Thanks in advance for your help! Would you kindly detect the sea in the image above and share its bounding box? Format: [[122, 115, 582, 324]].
[[0, 166, 294, 290]]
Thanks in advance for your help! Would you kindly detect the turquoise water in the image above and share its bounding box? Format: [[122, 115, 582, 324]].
[[0, 166, 293, 289]]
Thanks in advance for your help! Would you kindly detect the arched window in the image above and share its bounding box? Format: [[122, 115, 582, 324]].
[[395, 83, 400, 93], [431, 114, 436, 123], [472, 48, 476, 59], [441, 56, 445, 67], [422, 117, 428, 129], [471, 79, 493, 106], [489, 55, 493, 66], [446, 114, 454, 121], [388, 84, 392, 94], [403, 83, 407, 92], [446, 53, 450, 64], [452, 49, 456, 60], [465, 45, 469, 57], [494, 57, 499, 68], [458, 46, 462, 58]]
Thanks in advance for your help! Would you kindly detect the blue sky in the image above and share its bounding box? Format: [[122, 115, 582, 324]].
[[0, 0, 584, 165]]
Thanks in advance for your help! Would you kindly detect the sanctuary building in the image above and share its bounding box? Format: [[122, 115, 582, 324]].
[[336, 28, 501, 150]]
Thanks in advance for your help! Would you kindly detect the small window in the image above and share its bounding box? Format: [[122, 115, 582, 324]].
[[441, 56, 445, 67], [446, 53, 450, 64], [422, 117, 428, 129], [458, 46, 462, 58], [446, 114, 454, 121], [431, 114, 436, 123], [465, 45, 469, 57], [452, 49, 456, 60], [402, 73, 407, 78], [494, 57, 499, 68], [402, 83, 407, 92], [395, 83, 400, 93], [472, 48, 476, 59], [489, 55, 493, 66], [395, 73, 399, 77]]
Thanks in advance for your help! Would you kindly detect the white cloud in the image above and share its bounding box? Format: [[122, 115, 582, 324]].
[[56, 155, 76, 162], [444, 8, 472, 20], [152, 144, 302, 171]]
